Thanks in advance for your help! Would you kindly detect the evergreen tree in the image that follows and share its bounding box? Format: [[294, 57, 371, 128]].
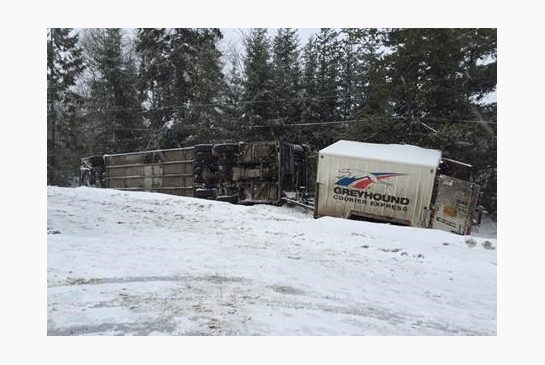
[[301, 36, 319, 125], [185, 28, 225, 145], [380, 28, 496, 145], [241, 28, 275, 140], [271, 28, 302, 143], [158, 28, 201, 147], [47, 28, 85, 185], [337, 28, 497, 212], [338, 29, 387, 120], [359, 30, 391, 119], [338, 28, 361, 120], [300, 28, 342, 149], [135, 28, 174, 149], [222, 50, 245, 142], [458, 29, 497, 107], [380, 28, 497, 211], [380, 28, 429, 144], [82, 28, 142, 153], [315, 28, 341, 125], [340, 29, 392, 143], [136, 28, 225, 147]]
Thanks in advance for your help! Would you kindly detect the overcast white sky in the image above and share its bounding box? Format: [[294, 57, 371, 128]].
[[219, 28, 320, 54]]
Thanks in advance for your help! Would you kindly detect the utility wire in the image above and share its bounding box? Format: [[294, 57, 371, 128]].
[[103, 116, 496, 133], [47, 92, 342, 116], [49, 90, 496, 123], [247, 117, 496, 128]]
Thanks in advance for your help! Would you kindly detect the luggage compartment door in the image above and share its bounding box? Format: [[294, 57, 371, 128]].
[[431, 175, 480, 235]]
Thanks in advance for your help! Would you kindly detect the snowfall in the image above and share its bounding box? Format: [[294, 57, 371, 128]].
[[47, 186, 496, 336]]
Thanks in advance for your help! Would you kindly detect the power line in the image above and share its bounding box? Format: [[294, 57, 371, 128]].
[[248, 117, 397, 128], [49, 89, 496, 123], [48, 92, 343, 117], [98, 116, 496, 133], [247, 117, 496, 129]]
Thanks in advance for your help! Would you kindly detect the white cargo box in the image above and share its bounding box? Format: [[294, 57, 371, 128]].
[[315, 140, 441, 228]]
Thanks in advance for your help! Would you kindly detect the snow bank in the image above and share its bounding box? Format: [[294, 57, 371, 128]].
[[47, 186, 496, 335]]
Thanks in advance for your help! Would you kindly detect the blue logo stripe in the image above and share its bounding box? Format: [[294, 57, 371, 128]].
[[336, 177, 359, 186]]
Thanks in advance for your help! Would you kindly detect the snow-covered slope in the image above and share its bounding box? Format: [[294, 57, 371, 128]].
[[47, 187, 496, 335]]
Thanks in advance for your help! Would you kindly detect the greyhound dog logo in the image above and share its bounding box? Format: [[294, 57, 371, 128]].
[[335, 168, 406, 189]]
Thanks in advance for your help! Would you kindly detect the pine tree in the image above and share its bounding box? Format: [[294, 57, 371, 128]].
[[300, 28, 342, 149], [135, 28, 174, 149], [381, 28, 429, 144], [338, 29, 360, 120], [316, 28, 341, 124], [241, 28, 275, 140], [301, 36, 319, 125], [156, 28, 202, 147], [271, 28, 302, 142], [47, 28, 85, 185], [222, 51, 245, 142], [379, 28, 496, 144], [359, 30, 390, 119], [335, 28, 496, 212], [185, 28, 225, 145], [337, 29, 385, 120], [340, 29, 392, 143], [379, 28, 497, 211], [300, 36, 321, 148], [459, 29, 497, 106], [136, 28, 226, 147], [82, 28, 143, 154]]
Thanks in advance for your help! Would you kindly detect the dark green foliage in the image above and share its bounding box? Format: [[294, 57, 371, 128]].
[[241, 28, 276, 141], [48, 27, 497, 213], [221, 53, 245, 142], [382, 28, 497, 212], [82, 28, 143, 154], [300, 36, 320, 127], [315, 28, 341, 125], [337, 28, 496, 211], [300, 29, 343, 149], [135, 28, 174, 148], [136, 28, 226, 148], [271, 28, 302, 143], [185, 29, 225, 145], [47, 28, 85, 185]]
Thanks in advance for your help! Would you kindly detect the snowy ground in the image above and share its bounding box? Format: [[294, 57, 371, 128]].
[[47, 187, 496, 336]]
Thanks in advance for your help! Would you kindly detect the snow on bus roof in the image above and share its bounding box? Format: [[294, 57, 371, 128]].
[[320, 140, 442, 167]]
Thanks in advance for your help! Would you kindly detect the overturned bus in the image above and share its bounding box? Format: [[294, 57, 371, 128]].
[[80, 139, 480, 235], [80, 141, 310, 205]]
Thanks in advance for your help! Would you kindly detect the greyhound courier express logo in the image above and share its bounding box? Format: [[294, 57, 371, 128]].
[[332, 168, 410, 211]]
